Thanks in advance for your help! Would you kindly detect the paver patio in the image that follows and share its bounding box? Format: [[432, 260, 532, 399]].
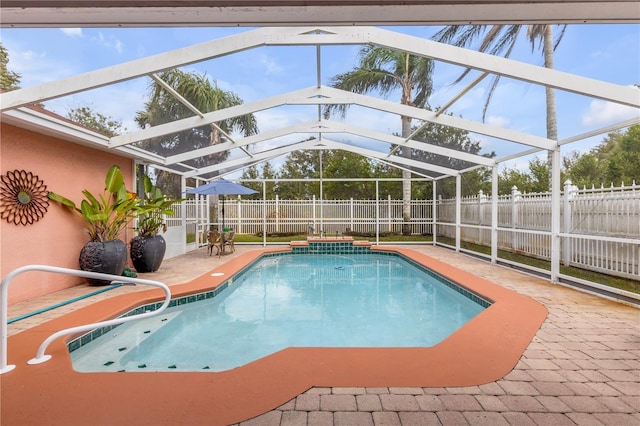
[[5, 245, 639, 425]]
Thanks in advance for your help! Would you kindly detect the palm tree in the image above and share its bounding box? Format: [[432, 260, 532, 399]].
[[433, 24, 566, 189], [135, 69, 258, 195], [325, 46, 434, 234]]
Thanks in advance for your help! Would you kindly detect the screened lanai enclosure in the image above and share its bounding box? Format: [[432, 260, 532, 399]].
[[2, 17, 639, 304]]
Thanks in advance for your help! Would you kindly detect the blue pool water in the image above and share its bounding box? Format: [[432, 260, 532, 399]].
[[70, 253, 489, 372]]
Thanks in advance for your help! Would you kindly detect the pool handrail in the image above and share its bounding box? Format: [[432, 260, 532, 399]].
[[1, 264, 171, 374]]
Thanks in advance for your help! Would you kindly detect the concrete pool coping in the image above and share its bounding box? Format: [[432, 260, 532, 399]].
[[2, 246, 547, 425]]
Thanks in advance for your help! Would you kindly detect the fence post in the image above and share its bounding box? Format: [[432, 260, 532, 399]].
[[433, 181, 437, 245], [275, 194, 280, 233], [562, 179, 576, 266], [350, 197, 354, 233], [456, 175, 461, 252], [511, 186, 521, 252], [237, 196, 242, 234], [312, 195, 317, 233], [478, 189, 485, 245], [491, 166, 498, 263], [387, 194, 392, 233]]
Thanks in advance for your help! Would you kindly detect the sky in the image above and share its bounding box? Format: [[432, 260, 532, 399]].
[[1, 24, 639, 176]]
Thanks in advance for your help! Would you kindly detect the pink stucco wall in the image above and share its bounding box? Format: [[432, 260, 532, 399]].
[[1, 123, 135, 305]]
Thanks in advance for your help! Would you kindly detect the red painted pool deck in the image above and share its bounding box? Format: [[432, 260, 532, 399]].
[[3, 244, 639, 425]]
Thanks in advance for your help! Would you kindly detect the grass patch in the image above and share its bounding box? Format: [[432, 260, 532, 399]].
[[438, 237, 640, 294]]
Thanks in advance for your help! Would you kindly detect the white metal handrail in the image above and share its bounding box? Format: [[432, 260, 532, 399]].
[[1, 265, 171, 374]]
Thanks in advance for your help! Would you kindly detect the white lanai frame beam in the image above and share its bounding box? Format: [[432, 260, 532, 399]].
[[2, 26, 636, 113], [319, 139, 460, 176], [183, 139, 322, 178], [183, 133, 461, 178], [164, 118, 490, 173], [109, 84, 554, 151], [1, 26, 637, 182], [110, 84, 554, 158]]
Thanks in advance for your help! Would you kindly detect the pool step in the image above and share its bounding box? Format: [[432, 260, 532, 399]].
[[290, 237, 372, 254], [70, 311, 182, 372]]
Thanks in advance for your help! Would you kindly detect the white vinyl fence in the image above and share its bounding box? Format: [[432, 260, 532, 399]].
[[436, 181, 639, 280], [167, 181, 639, 281]]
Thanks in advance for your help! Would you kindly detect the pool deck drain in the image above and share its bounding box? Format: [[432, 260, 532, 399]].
[[4, 245, 639, 426]]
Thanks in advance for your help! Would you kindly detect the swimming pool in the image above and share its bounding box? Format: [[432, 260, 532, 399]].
[[70, 252, 490, 372]]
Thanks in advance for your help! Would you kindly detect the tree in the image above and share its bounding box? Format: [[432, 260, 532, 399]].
[[408, 113, 495, 198], [433, 24, 567, 189], [498, 166, 532, 195], [67, 105, 124, 137], [322, 151, 375, 199], [259, 162, 278, 199], [603, 125, 640, 184], [373, 162, 403, 199], [239, 162, 278, 199], [135, 69, 258, 197], [240, 164, 260, 192], [566, 125, 640, 187], [325, 46, 434, 234], [276, 149, 322, 199], [277, 148, 383, 200], [0, 43, 21, 92]]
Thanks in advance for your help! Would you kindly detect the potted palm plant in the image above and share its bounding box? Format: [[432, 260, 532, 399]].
[[48, 165, 140, 285], [130, 174, 183, 273]]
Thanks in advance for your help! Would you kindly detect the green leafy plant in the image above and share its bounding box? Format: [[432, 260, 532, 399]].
[[48, 165, 140, 241], [135, 174, 184, 237]]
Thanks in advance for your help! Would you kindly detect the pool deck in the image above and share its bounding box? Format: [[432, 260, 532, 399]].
[[3, 244, 639, 425]]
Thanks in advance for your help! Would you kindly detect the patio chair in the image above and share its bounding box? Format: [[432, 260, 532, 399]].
[[207, 230, 222, 256], [222, 229, 235, 253]]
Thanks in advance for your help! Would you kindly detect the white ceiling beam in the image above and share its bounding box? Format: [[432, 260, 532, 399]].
[[264, 27, 639, 108], [558, 117, 640, 146], [359, 27, 640, 108], [332, 121, 495, 166], [320, 138, 460, 176], [0, 26, 295, 110], [4, 26, 637, 112], [164, 122, 321, 164], [112, 84, 554, 155], [184, 138, 321, 178], [108, 86, 324, 147], [318, 86, 558, 150], [165, 118, 495, 167]]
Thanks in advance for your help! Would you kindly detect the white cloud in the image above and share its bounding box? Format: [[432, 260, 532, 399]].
[[60, 28, 83, 37], [259, 53, 284, 75], [472, 135, 492, 150], [91, 31, 124, 54], [113, 39, 124, 54], [6, 46, 77, 85], [582, 98, 640, 126], [486, 115, 510, 128]]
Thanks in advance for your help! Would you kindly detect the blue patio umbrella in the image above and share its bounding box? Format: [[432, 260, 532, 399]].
[[185, 179, 258, 230]]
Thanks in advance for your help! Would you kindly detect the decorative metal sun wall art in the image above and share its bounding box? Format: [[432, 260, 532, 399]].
[[0, 169, 50, 226]]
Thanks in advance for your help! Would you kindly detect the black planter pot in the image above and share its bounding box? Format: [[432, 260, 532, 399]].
[[130, 234, 166, 273], [79, 239, 128, 285]]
